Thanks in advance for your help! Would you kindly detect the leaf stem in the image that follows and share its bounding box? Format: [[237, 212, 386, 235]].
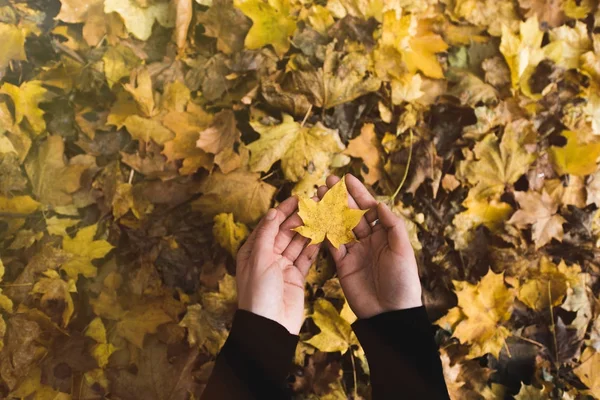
[[350, 349, 358, 400], [391, 128, 414, 202], [301, 104, 313, 127]]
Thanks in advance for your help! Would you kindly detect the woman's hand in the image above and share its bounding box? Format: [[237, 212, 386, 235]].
[[317, 174, 422, 319], [236, 196, 320, 334]]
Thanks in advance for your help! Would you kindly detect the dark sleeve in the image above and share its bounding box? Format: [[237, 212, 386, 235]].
[[351, 306, 450, 400], [201, 309, 298, 400]]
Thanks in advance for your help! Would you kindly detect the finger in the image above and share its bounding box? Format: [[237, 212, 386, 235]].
[[377, 202, 413, 255], [282, 233, 310, 262], [317, 185, 328, 199], [327, 240, 347, 264], [253, 207, 288, 266], [275, 194, 320, 253], [326, 175, 371, 239], [272, 196, 302, 254], [345, 173, 379, 223], [295, 243, 321, 277]]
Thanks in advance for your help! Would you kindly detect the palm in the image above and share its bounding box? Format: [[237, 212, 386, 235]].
[[318, 174, 422, 319], [337, 230, 411, 318]]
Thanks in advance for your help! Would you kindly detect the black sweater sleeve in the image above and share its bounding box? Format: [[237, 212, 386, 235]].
[[201, 309, 297, 400], [351, 306, 450, 400]]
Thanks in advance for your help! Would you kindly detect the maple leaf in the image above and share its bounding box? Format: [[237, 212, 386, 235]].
[[0, 23, 26, 71], [499, 16, 545, 94], [436, 270, 514, 359], [0, 80, 48, 135], [116, 306, 173, 348], [294, 176, 366, 249], [508, 190, 565, 248], [179, 304, 229, 356], [85, 317, 117, 368], [124, 115, 175, 145], [305, 298, 359, 354], [0, 195, 40, 215], [61, 224, 114, 279], [574, 347, 600, 397], [213, 213, 249, 256], [198, 0, 252, 54], [544, 21, 591, 70], [31, 269, 77, 327], [104, 0, 176, 41], [233, 0, 297, 56], [379, 11, 448, 79], [344, 123, 384, 185], [248, 114, 344, 182], [24, 136, 87, 207], [516, 257, 575, 311], [458, 121, 536, 200], [102, 44, 140, 88], [193, 169, 277, 224], [549, 130, 600, 176], [288, 43, 382, 109]]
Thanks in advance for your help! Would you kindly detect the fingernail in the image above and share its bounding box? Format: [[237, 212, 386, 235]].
[[266, 208, 277, 220]]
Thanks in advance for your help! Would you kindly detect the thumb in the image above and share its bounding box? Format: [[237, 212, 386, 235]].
[[377, 202, 412, 255], [253, 208, 284, 264]]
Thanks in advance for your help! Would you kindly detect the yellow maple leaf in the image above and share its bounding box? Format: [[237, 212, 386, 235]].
[[516, 258, 575, 311], [85, 317, 118, 368], [436, 270, 514, 359], [104, 0, 176, 41], [61, 224, 114, 279], [499, 16, 545, 93], [574, 347, 600, 397], [116, 305, 173, 348], [0, 23, 27, 71], [288, 44, 382, 109], [234, 0, 297, 56], [305, 298, 358, 354], [379, 11, 448, 79], [0, 195, 40, 215], [213, 213, 249, 257], [193, 169, 277, 224], [294, 176, 366, 249], [0, 80, 48, 135], [544, 21, 591, 70], [24, 136, 87, 207], [123, 115, 174, 145], [458, 122, 536, 200], [549, 130, 600, 176], [248, 114, 344, 182]]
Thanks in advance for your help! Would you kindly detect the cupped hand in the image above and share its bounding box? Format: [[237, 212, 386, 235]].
[[317, 174, 422, 319], [236, 196, 321, 335]]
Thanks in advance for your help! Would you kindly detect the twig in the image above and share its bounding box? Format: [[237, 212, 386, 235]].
[[549, 281, 559, 367], [300, 104, 313, 127], [503, 341, 512, 358], [128, 168, 135, 184], [390, 128, 414, 202], [514, 335, 546, 349], [260, 171, 276, 181]]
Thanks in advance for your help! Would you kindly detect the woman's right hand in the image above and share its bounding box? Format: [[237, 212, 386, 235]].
[[317, 174, 422, 319]]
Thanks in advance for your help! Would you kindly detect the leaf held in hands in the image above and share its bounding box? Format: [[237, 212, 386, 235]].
[[294, 176, 367, 249]]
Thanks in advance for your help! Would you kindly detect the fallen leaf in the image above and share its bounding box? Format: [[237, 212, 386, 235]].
[[193, 169, 277, 224], [305, 298, 358, 354], [234, 0, 297, 56], [436, 270, 514, 359], [212, 213, 249, 256], [343, 123, 383, 185], [104, 0, 176, 41], [248, 114, 344, 181], [1, 80, 48, 135], [509, 190, 565, 248], [61, 224, 114, 279], [549, 130, 600, 176]]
